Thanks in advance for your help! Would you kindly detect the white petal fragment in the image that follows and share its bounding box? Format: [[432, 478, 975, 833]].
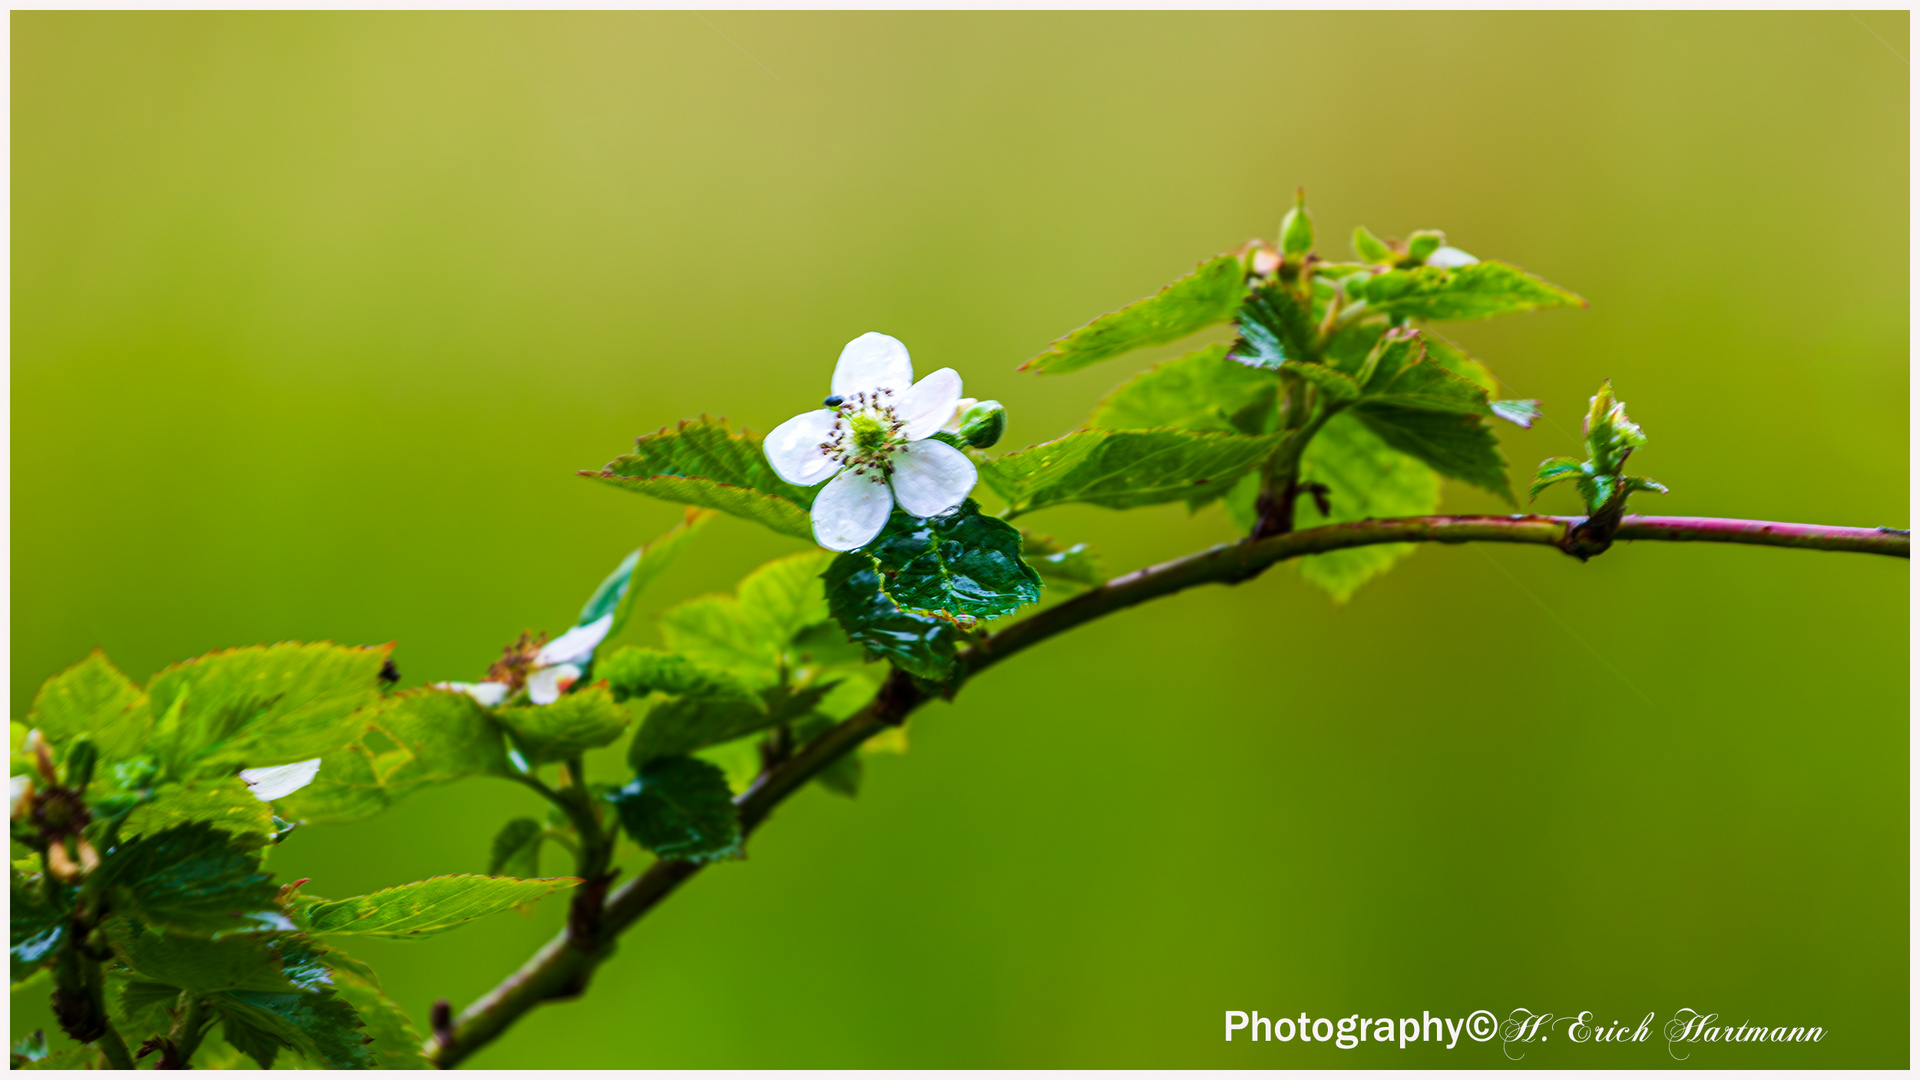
[[811, 467, 894, 551], [896, 368, 964, 441], [1425, 246, 1479, 268], [527, 664, 582, 706], [10, 776, 33, 820], [830, 332, 913, 398], [764, 409, 842, 487], [436, 681, 512, 707], [239, 758, 322, 803], [536, 614, 614, 668], [889, 438, 978, 518]]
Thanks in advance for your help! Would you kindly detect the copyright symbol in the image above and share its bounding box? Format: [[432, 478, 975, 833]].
[[1466, 1010, 1498, 1042]]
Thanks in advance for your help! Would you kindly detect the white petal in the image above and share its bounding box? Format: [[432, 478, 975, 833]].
[[764, 409, 841, 487], [536, 614, 613, 667], [896, 368, 964, 441], [940, 397, 978, 435], [889, 438, 978, 518], [435, 681, 512, 707], [830, 332, 913, 398], [1425, 246, 1478, 268], [527, 664, 582, 706], [811, 467, 894, 551], [10, 776, 32, 820], [239, 758, 322, 802]]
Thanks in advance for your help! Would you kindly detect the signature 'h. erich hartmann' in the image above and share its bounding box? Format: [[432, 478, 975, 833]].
[[762, 332, 979, 551]]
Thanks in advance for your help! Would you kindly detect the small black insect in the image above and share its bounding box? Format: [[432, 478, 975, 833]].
[[822, 395, 845, 408], [378, 658, 401, 687]]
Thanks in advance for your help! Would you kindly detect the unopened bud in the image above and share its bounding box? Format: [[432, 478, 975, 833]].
[[1280, 188, 1314, 259], [953, 400, 1007, 449]]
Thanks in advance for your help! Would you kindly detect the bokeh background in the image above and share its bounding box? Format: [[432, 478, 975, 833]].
[[11, 11, 1909, 1068]]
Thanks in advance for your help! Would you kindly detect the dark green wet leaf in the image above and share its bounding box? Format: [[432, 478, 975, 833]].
[[92, 822, 280, 936], [1233, 280, 1318, 369], [860, 500, 1041, 621], [216, 989, 373, 1069], [822, 553, 961, 683], [1350, 403, 1511, 501], [115, 927, 325, 994], [606, 756, 742, 863]]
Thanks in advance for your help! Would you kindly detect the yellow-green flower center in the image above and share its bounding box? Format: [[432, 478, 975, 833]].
[[848, 413, 890, 454]]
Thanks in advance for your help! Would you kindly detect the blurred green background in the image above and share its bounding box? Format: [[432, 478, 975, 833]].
[[11, 11, 1909, 1068]]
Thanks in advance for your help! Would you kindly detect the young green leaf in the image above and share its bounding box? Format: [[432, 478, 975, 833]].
[[1022, 254, 1249, 375], [860, 501, 1042, 620], [216, 990, 373, 1069], [596, 648, 758, 703], [1583, 379, 1647, 474], [978, 429, 1283, 516], [736, 551, 837, 646], [1291, 362, 1361, 403], [1406, 229, 1444, 263], [659, 596, 783, 688], [486, 818, 544, 879], [91, 823, 280, 936], [629, 694, 774, 766], [144, 642, 390, 778], [297, 874, 580, 938], [583, 417, 816, 539], [1225, 413, 1442, 600], [1350, 261, 1584, 322], [497, 684, 630, 765], [1531, 381, 1664, 515], [1018, 531, 1104, 595], [26, 651, 147, 763], [1089, 344, 1278, 435], [1352, 225, 1396, 264], [606, 756, 743, 863], [326, 959, 429, 1069], [1416, 331, 1498, 393], [577, 509, 716, 640]]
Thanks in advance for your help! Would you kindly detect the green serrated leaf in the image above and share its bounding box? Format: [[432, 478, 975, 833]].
[[578, 509, 716, 639], [217, 989, 373, 1069], [606, 756, 742, 863], [659, 596, 782, 688], [326, 957, 428, 1069], [860, 500, 1041, 620], [1529, 456, 1587, 499], [1228, 412, 1442, 601], [737, 551, 836, 645], [1018, 531, 1104, 595], [120, 776, 275, 849], [144, 643, 389, 779], [1292, 363, 1361, 403], [1234, 280, 1319, 369], [1417, 332, 1498, 394], [10, 870, 63, 984], [1089, 343, 1278, 435], [1350, 404, 1511, 501], [628, 694, 768, 767], [1022, 254, 1249, 375], [486, 818, 543, 879], [1352, 260, 1584, 322], [298, 874, 580, 938], [789, 622, 871, 668], [497, 684, 630, 765], [596, 648, 757, 703], [115, 927, 320, 994], [273, 745, 393, 827], [92, 823, 279, 935], [1362, 349, 1491, 416], [584, 416, 816, 538], [821, 552, 960, 682], [26, 651, 148, 763], [979, 429, 1283, 517]]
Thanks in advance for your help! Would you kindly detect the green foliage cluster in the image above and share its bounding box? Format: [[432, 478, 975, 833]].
[[15, 192, 1667, 1069]]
